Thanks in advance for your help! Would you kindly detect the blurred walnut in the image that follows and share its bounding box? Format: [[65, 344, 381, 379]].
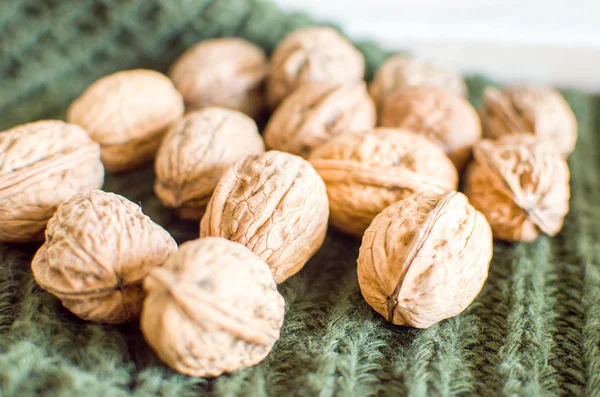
[[264, 81, 376, 158], [380, 86, 481, 171], [267, 26, 365, 108], [480, 86, 577, 156], [0, 120, 104, 242], [309, 128, 458, 237], [464, 133, 570, 242], [358, 191, 492, 329], [67, 69, 184, 172], [31, 190, 177, 324], [200, 151, 329, 283], [169, 38, 268, 118], [141, 237, 285, 378], [155, 108, 265, 219]]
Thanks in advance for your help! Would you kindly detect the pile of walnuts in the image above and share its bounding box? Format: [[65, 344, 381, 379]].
[[1, 27, 576, 378]]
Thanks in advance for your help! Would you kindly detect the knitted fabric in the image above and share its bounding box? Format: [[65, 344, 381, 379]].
[[0, 1, 599, 396]]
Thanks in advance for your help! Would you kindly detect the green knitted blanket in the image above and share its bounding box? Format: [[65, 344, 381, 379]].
[[1, 1, 599, 396]]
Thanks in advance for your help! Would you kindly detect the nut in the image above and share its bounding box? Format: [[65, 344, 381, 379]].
[[0, 120, 104, 242], [169, 38, 269, 118], [154, 108, 265, 219], [380, 86, 482, 171], [267, 26, 365, 108], [357, 191, 492, 329], [67, 69, 184, 172], [264, 81, 376, 158], [141, 237, 285, 378], [464, 133, 570, 242], [31, 190, 177, 324], [200, 151, 329, 283], [309, 128, 458, 237]]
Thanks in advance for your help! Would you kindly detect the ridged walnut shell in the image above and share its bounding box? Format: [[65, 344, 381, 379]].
[[264, 81, 376, 158], [141, 237, 285, 378], [267, 26, 365, 108], [480, 86, 577, 156], [31, 190, 177, 324], [358, 191, 493, 329], [380, 86, 482, 171], [154, 108, 265, 220], [200, 151, 329, 283], [169, 38, 268, 118], [0, 120, 104, 242], [464, 133, 570, 242], [67, 69, 184, 172], [309, 128, 458, 237]]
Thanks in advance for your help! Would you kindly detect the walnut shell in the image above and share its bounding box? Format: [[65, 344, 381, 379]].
[[267, 26, 365, 108], [200, 151, 329, 283], [31, 190, 177, 324], [141, 237, 285, 378], [154, 108, 265, 220], [0, 120, 104, 242], [380, 86, 482, 171], [480, 86, 578, 156], [169, 38, 268, 118], [309, 128, 458, 237], [67, 69, 184, 172], [464, 133, 570, 242], [358, 191, 493, 329], [264, 81, 376, 158]]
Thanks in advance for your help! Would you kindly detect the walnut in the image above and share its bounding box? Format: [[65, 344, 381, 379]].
[[380, 86, 482, 171], [480, 86, 578, 156], [31, 190, 177, 324], [0, 120, 104, 243], [464, 133, 570, 242], [154, 108, 265, 220], [141, 237, 285, 378], [358, 191, 493, 329], [264, 81, 376, 158], [309, 128, 458, 237], [67, 69, 184, 172], [200, 151, 329, 283], [267, 26, 365, 108], [169, 38, 269, 119]]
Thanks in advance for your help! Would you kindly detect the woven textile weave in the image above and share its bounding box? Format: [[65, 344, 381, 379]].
[[0, 1, 599, 396]]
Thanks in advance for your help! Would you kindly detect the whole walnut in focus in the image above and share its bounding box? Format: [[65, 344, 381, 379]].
[[31, 190, 177, 324], [141, 237, 285, 378], [480, 86, 577, 156], [380, 86, 481, 171], [67, 69, 184, 172], [358, 191, 492, 329], [155, 108, 265, 219], [0, 120, 104, 242], [267, 26, 365, 108], [264, 81, 376, 157], [464, 133, 570, 242], [169, 38, 269, 118], [309, 128, 458, 237], [200, 151, 329, 283]]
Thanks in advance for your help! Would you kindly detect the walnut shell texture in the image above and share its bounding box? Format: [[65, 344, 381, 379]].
[[200, 151, 329, 283], [169, 38, 269, 118], [358, 191, 493, 329], [141, 237, 285, 378], [0, 120, 104, 242], [464, 133, 570, 242], [67, 69, 184, 172], [264, 81, 376, 158], [380, 86, 482, 171], [154, 108, 265, 220], [31, 190, 177, 324], [309, 128, 458, 237]]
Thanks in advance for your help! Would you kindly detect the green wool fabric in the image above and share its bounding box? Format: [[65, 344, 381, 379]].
[[0, 0, 599, 396]]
